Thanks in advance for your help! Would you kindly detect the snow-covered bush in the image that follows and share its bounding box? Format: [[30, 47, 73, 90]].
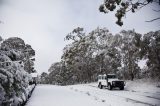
[[0, 36, 36, 105]]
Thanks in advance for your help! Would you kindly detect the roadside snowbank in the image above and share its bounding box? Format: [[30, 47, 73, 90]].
[[125, 79, 160, 93], [68, 79, 160, 106]]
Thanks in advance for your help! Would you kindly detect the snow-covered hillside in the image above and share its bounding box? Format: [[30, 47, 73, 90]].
[[26, 81, 160, 106]]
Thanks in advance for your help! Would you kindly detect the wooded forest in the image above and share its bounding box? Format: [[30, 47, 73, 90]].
[[41, 27, 160, 85]]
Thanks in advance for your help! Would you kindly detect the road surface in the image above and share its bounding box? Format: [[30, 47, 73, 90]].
[[25, 85, 106, 106], [25, 84, 160, 106]]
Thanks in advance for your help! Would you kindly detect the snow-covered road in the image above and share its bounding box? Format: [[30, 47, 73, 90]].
[[26, 83, 160, 106], [25, 85, 107, 106]]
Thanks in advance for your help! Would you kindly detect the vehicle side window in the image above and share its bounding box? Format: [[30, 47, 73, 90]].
[[98, 76, 101, 80], [102, 76, 106, 80], [105, 76, 107, 80]]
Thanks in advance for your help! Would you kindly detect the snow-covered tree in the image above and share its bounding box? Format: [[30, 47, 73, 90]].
[[1, 37, 35, 73], [0, 36, 35, 105], [48, 28, 160, 85], [119, 30, 142, 80], [40, 72, 49, 84], [140, 30, 160, 80], [49, 27, 122, 84]]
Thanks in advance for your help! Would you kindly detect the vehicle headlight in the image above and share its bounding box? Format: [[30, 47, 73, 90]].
[[112, 81, 115, 85]]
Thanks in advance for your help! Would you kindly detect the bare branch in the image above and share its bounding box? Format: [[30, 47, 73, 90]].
[[145, 17, 160, 22]]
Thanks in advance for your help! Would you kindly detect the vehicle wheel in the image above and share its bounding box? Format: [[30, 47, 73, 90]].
[[98, 83, 101, 88], [98, 83, 103, 89], [108, 84, 112, 90], [100, 85, 103, 89], [17, 102, 21, 106], [120, 86, 124, 90]]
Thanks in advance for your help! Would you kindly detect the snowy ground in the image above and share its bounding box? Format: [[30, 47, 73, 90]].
[[25, 85, 107, 106], [26, 81, 160, 106]]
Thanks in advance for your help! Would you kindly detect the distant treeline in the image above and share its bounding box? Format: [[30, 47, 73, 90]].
[[40, 27, 160, 85]]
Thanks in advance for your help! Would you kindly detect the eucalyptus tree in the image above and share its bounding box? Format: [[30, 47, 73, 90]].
[[99, 0, 160, 26], [119, 30, 142, 80], [141, 30, 160, 80]]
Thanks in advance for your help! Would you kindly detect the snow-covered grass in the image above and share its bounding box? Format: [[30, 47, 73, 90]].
[[26, 80, 160, 106], [125, 79, 160, 93], [68, 80, 160, 106]]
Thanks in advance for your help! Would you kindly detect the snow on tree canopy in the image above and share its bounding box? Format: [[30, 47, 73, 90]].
[[0, 36, 35, 105], [1, 37, 25, 50]]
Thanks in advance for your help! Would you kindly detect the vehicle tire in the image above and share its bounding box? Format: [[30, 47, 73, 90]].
[[98, 83, 100, 88], [100, 85, 103, 89], [98, 83, 101, 88], [17, 102, 21, 106], [120, 86, 124, 90], [98, 83, 103, 89], [108, 84, 112, 90]]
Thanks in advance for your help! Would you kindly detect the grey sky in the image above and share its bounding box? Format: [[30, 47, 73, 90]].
[[0, 0, 159, 74]]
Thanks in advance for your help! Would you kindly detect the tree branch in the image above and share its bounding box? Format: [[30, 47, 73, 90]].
[[145, 17, 160, 22]]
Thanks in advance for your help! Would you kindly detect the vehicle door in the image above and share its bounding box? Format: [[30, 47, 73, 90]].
[[101, 75, 107, 86]]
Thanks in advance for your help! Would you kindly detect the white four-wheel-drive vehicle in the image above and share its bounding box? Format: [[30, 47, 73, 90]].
[[98, 74, 125, 90]]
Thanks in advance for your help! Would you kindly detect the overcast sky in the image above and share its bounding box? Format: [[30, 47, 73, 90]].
[[0, 0, 159, 74]]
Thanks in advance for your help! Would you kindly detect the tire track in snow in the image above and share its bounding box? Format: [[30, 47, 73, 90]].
[[88, 85, 160, 101], [126, 98, 156, 106], [69, 87, 112, 106], [124, 90, 160, 100], [70, 85, 159, 106]]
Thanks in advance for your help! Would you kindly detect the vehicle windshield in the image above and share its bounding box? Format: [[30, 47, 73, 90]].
[[107, 75, 117, 79]]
